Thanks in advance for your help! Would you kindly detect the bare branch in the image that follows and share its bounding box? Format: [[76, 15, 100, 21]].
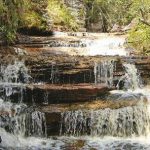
[[140, 18, 150, 26]]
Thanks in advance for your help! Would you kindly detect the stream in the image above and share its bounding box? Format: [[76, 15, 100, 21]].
[[0, 32, 150, 150]]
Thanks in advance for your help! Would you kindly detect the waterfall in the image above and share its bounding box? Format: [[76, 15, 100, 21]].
[[0, 61, 30, 84], [60, 104, 150, 137], [94, 60, 116, 87], [56, 62, 150, 138], [60, 110, 88, 136], [0, 99, 47, 137], [123, 63, 142, 90], [0, 61, 31, 99], [117, 63, 142, 90], [0, 61, 47, 138], [50, 62, 59, 84]]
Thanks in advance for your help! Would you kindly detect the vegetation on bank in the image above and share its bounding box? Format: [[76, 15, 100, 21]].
[[0, 0, 78, 43], [0, 0, 150, 54], [47, 0, 78, 31], [128, 23, 150, 55], [0, 0, 25, 43]]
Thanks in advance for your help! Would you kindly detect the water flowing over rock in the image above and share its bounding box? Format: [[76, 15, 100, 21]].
[[60, 104, 150, 137], [94, 60, 116, 88], [1, 32, 150, 149], [0, 61, 31, 99], [0, 61, 47, 145], [117, 63, 142, 90], [0, 99, 47, 137]]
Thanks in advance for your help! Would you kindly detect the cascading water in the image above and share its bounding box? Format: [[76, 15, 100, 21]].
[[60, 104, 150, 137], [0, 99, 46, 137], [123, 63, 142, 90], [94, 60, 116, 87], [0, 61, 47, 149], [0, 61, 31, 99], [117, 63, 142, 90], [57, 62, 150, 149], [1, 36, 150, 149], [84, 34, 128, 56]]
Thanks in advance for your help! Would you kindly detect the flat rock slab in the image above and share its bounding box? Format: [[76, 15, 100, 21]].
[[39, 99, 143, 113], [25, 83, 110, 104]]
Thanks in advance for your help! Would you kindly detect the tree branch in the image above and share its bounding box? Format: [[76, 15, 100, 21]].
[[140, 18, 150, 26]]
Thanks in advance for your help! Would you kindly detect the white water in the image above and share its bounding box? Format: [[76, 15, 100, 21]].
[[0, 61, 47, 149], [85, 35, 128, 56], [94, 60, 116, 87], [0, 61, 31, 99], [0, 58, 150, 149], [116, 63, 142, 90], [53, 33, 130, 56], [60, 104, 150, 137]]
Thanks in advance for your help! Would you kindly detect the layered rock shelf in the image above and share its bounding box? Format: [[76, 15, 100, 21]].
[[25, 84, 110, 104], [1, 32, 150, 137]]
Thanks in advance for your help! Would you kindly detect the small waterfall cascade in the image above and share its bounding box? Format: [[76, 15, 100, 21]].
[[123, 63, 142, 90], [0, 61, 47, 139], [60, 110, 88, 136], [50, 62, 59, 84], [60, 104, 150, 137], [117, 63, 142, 90], [0, 99, 47, 137], [94, 60, 116, 87], [1, 34, 150, 149], [0, 61, 30, 84], [60, 62, 150, 138], [0, 61, 31, 98]]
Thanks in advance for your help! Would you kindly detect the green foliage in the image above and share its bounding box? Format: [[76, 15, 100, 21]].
[[0, 0, 25, 43], [20, 0, 47, 30], [84, 0, 150, 31], [85, 0, 150, 55], [128, 24, 150, 55], [84, 0, 134, 31], [127, 0, 150, 55], [47, 0, 78, 31]]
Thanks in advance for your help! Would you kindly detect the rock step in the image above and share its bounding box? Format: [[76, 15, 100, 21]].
[[21, 40, 87, 48], [24, 84, 110, 104], [37, 99, 145, 136], [25, 57, 150, 84]]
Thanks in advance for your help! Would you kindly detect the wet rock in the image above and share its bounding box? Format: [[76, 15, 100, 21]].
[[38, 98, 147, 136], [25, 84, 110, 104]]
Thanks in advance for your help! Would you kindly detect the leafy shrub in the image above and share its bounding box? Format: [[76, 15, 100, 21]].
[[128, 23, 150, 55], [47, 0, 78, 31]]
